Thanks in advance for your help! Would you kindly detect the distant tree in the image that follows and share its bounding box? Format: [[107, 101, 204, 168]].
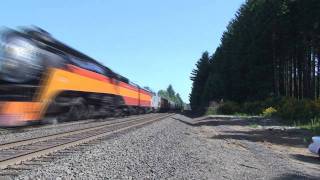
[[158, 90, 169, 99], [167, 85, 175, 99], [176, 93, 184, 105]]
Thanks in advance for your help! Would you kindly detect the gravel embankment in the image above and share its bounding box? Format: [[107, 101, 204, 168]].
[[10, 115, 320, 179], [15, 117, 211, 179]]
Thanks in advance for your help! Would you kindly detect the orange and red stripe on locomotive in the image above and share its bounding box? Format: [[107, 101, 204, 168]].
[[0, 27, 155, 126]]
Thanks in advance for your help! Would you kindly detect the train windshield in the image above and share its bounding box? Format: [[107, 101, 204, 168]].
[[69, 56, 105, 75]]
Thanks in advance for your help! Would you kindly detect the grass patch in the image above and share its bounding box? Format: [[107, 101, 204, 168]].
[[234, 112, 251, 117], [303, 137, 312, 143], [248, 123, 259, 128], [297, 118, 320, 134], [205, 106, 218, 115]]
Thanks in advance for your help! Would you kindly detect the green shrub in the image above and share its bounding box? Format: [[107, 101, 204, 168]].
[[262, 107, 277, 117], [217, 101, 241, 115], [211, 97, 320, 131], [241, 101, 264, 115], [238, 98, 283, 115], [311, 99, 320, 117], [263, 97, 283, 109], [276, 98, 318, 123], [205, 106, 218, 115], [299, 117, 320, 134], [277, 98, 300, 121]]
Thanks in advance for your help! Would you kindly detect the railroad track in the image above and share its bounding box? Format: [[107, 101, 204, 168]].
[[0, 113, 172, 170], [0, 114, 149, 136], [0, 113, 159, 146]]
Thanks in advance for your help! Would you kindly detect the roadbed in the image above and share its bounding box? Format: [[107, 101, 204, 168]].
[[11, 115, 320, 179]]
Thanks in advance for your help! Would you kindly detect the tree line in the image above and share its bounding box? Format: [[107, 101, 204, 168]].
[[190, 0, 320, 112]]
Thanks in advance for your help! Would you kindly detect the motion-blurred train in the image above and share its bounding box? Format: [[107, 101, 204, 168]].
[[0, 27, 181, 126]]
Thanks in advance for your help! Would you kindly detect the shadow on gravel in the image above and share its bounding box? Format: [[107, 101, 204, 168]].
[[210, 128, 310, 147], [272, 173, 319, 180], [190, 117, 282, 127], [193, 119, 252, 126], [208, 125, 320, 166], [179, 111, 202, 118], [186, 116, 312, 149], [291, 154, 320, 165]]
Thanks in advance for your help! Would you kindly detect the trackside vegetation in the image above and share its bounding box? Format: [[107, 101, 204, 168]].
[[189, 0, 320, 133]]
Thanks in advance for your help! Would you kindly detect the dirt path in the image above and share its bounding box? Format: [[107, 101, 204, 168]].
[[176, 115, 320, 179]]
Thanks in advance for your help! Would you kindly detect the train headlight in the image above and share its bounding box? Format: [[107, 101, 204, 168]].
[[0, 37, 43, 83]]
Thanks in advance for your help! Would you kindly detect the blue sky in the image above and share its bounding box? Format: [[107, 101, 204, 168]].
[[1, 0, 244, 102]]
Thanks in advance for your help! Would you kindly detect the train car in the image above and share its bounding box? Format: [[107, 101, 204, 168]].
[[0, 27, 152, 126], [169, 100, 176, 110], [170, 100, 182, 112], [183, 104, 191, 111], [158, 97, 170, 112], [156, 96, 183, 112]]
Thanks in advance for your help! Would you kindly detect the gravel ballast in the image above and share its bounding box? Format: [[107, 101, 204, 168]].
[[10, 115, 320, 179]]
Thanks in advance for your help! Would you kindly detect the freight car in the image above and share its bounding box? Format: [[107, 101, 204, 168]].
[[155, 97, 182, 112], [0, 27, 154, 126]]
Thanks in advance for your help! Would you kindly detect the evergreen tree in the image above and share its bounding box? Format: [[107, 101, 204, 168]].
[[190, 0, 320, 111], [176, 93, 183, 105], [167, 85, 175, 99], [189, 51, 211, 111]]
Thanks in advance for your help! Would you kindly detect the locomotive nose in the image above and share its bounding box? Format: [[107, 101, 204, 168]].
[[0, 32, 43, 83], [0, 102, 42, 127], [0, 114, 26, 127]]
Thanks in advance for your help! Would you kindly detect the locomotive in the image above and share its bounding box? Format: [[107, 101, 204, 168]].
[[0, 27, 181, 126]]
